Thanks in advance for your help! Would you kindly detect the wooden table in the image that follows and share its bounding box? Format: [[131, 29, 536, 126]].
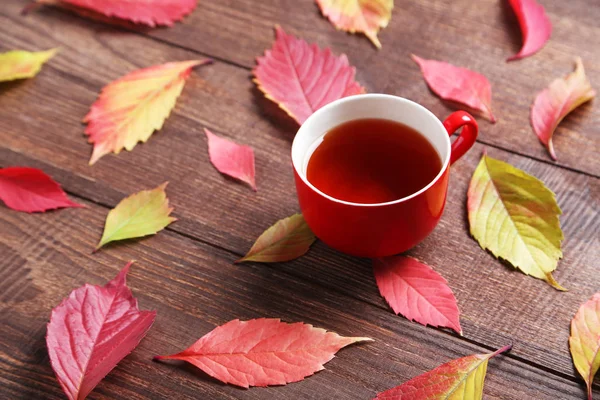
[[1, 0, 598, 398]]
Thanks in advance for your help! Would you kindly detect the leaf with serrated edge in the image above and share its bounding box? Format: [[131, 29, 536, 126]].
[[0, 48, 57, 82], [236, 214, 316, 263], [27, 0, 197, 27], [507, 0, 552, 61], [155, 318, 371, 388], [253, 26, 365, 125], [375, 345, 512, 400], [96, 183, 176, 250], [467, 153, 564, 290], [531, 58, 596, 160], [47, 262, 156, 400], [85, 60, 210, 165], [373, 256, 462, 334], [412, 54, 496, 123], [316, 0, 393, 48], [205, 128, 256, 191], [0, 167, 82, 213], [570, 293, 600, 400]]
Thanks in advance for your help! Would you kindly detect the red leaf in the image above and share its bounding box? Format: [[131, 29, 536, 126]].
[[531, 58, 596, 160], [28, 0, 197, 27], [373, 256, 462, 334], [154, 318, 371, 388], [412, 54, 496, 123], [253, 26, 365, 125], [47, 262, 156, 400], [0, 167, 82, 213], [205, 128, 256, 191], [507, 0, 552, 61]]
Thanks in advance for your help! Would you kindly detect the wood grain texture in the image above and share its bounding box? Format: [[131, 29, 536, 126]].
[[0, 200, 595, 399], [1, 0, 599, 398], [11, 0, 599, 175]]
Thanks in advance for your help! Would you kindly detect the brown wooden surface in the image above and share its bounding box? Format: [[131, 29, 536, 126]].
[[0, 0, 599, 398]]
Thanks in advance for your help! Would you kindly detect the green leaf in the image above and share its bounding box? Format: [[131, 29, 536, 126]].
[[236, 214, 316, 263], [96, 183, 176, 250], [467, 154, 565, 290], [0, 48, 58, 82]]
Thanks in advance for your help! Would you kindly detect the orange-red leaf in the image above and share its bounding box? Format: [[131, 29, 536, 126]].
[[507, 0, 552, 61], [570, 293, 600, 400], [253, 26, 365, 125], [154, 318, 371, 388], [237, 214, 316, 263], [373, 256, 462, 334], [412, 54, 496, 123], [27, 0, 197, 27], [85, 60, 210, 165], [205, 128, 256, 191], [375, 345, 512, 399], [316, 0, 393, 48], [531, 58, 596, 160]]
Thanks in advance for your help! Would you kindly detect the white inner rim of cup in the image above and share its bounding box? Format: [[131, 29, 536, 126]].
[[291, 94, 451, 207]]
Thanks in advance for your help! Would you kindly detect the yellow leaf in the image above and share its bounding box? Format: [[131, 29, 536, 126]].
[[316, 0, 393, 48], [0, 48, 58, 82], [236, 214, 316, 263], [375, 345, 512, 399], [570, 293, 600, 400], [467, 154, 565, 290], [85, 59, 211, 165], [96, 183, 176, 250]]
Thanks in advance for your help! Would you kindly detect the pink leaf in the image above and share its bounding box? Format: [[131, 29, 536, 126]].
[[0, 167, 83, 213], [253, 26, 365, 125], [205, 128, 256, 191], [47, 262, 156, 400], [154, 318, 372, 388], [29, 0, 197, 27], [531, 58, 596, 160], [507, 0, 552, 61], [373, 256, 462, 334], [412, 55, 496, 123]]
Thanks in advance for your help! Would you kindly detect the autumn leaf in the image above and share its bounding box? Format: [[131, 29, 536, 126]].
[[47, 262, 156, 400], [531, 58, 596, 160], [25, 0, 197, 27], [570, 293, 600, 400], [154, 318, 371, 388], [205, 128, 256, 191], [236, 214, 316, 263], [412, 54, 496, 123], [467, 154, 565, 290], [85, 60, 210, 165], [96, 183, 175, 250], [253, 26, 365, 125], [0, 167, 82, 212], [375, 345, 512, 399], [316, 0, 393, 48], [507, 0, 552, 61], [0, 48, 57, 82], [373, 256, 462, 334]]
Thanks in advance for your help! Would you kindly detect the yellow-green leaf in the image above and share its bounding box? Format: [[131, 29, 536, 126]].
[[375, 345, 512, 399], [467, 154, 565, 290], [236, 214, 316, 263], [96, 183, 176, 250], [0, 48, 58, 82], [570, 293, 600, 400], [85, 60, 211, 165]]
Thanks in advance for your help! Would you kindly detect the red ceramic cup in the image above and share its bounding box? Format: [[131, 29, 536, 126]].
[[292, 94, 478, 257]]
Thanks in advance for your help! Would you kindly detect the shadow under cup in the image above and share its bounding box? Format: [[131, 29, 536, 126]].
[[291, 94, 453, 258]]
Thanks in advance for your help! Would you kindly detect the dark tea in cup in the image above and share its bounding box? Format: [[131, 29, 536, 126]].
[[306, 118, 442, 204]]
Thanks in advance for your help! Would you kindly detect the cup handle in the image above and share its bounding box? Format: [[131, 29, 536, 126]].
[[442, 111, 479, 165]]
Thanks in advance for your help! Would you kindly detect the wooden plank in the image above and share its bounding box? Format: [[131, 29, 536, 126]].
[[0, 199, 595, 399], [1, 1, 599, 387], [9, 0, 600, 175]]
